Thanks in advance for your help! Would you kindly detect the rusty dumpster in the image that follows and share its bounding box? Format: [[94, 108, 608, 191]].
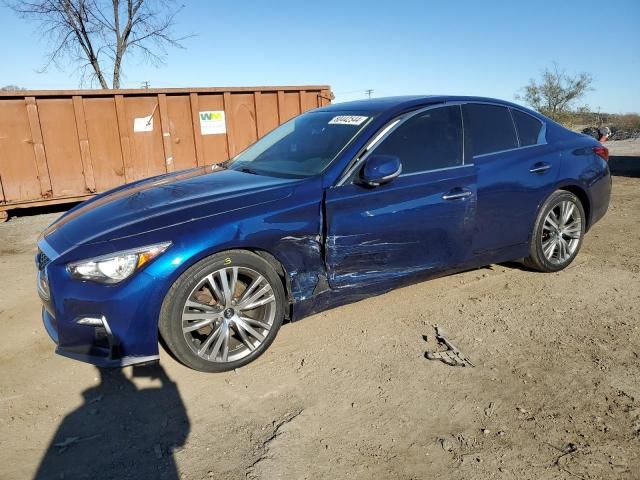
[[0, 85, 333, 221]]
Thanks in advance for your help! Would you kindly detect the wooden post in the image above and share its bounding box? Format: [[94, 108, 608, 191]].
[[24, 97, 52, 197], [72, 96, 97, 192], [298, 90, 305, 113], [254, 91, 266, 138], [276, 90, 285, 125], [157, 93, 175, 173], [223, 92, 233, 156], [114, 95, 135, 182], [189, 93, 204, 166]]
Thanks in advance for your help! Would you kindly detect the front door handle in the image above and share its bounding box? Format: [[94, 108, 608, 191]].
[[529, 162, 552, 173], [442, 190, 473, 200]]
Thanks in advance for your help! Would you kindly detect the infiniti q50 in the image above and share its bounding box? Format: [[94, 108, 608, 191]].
[[36, 96, 611, 372]]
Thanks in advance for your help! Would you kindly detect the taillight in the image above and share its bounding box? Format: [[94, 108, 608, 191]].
[[593, 146, 609, 161]]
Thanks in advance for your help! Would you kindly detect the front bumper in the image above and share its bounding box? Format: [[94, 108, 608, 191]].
[[37, 239, 168, 368], [42, 308, 159, 367]]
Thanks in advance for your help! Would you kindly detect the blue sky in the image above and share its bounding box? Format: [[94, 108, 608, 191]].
[[1, 0, 638, 113]]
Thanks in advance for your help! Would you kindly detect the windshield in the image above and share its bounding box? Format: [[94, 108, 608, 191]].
[[226, 111, 373, 178]]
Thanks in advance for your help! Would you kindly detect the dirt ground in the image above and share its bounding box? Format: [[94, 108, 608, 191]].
[[1, 139, 639, 480]]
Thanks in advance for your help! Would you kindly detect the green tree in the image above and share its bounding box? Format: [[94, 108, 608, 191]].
[[517, 64, 593, 122]]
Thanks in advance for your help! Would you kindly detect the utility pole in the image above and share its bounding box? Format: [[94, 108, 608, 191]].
[[141, 81, 151, 89], [365, 89, 373, 99]]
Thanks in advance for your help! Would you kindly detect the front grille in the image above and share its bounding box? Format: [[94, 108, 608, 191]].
[[36, 250, 51, 271]]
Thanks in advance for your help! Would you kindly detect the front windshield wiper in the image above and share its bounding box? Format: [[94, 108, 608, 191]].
[[237, 166, 260, 175]]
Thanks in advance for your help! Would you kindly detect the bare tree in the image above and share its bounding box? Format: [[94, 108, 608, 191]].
[[1, 85, 26, 91], [517, 64, 593, 121], [6, 0, 189, 88]]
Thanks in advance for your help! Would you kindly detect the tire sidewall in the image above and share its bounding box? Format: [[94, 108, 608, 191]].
[[532, 191, 586, 272], [159, 250, 285, 372]]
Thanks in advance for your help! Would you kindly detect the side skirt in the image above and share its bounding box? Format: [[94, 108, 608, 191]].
[[290, 242, 530, 321]]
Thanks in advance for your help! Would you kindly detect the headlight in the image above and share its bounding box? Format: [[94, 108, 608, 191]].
[[67, 242, 171, 284]]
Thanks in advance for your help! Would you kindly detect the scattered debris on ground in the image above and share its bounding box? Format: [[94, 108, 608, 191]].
[[424, 324, 475, 367]]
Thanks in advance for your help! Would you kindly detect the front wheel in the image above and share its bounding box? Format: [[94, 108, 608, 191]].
[[159, 250, 285, 372], [523, 190, 586, 272]]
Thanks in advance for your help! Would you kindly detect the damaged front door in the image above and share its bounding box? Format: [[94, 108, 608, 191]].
[[324, 104, 477, 289]]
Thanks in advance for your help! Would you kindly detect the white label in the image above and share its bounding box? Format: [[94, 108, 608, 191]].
[[200, 110, 226, 135], [328, 115, 368, 126], [133, 115, 153, 132]]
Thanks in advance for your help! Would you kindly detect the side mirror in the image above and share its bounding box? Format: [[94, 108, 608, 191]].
[[360, 154, 402, 186]]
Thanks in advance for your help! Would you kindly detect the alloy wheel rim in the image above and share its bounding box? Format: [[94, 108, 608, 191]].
[[541, 200, 582, 264], [181, 266, 276, 363]]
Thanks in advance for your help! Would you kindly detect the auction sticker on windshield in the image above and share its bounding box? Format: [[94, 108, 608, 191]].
[[328, 115, 368, 125]]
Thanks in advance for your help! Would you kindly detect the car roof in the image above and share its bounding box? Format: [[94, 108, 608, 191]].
[[316, 95, 540, 117]]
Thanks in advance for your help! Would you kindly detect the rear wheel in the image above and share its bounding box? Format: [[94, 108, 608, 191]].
[[523, 190, 585, 272], [159, 250, 285, 372]]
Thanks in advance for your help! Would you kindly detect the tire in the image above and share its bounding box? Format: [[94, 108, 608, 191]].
[[159, 250, 285, 372], [523, 190, 586, 272]]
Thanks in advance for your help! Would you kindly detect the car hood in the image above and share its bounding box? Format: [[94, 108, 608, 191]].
[[42, 166, 299, 254]]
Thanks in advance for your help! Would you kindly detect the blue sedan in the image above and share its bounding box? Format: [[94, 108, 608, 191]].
[[36, 96, 611, 372]]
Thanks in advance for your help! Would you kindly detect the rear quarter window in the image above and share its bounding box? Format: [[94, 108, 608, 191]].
[[511, 109, 544, 146], [462, 104, 518, 157]]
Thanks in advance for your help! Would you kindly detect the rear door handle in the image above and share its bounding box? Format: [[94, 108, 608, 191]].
[[529, 162, 552, 173], [442, 189, 473, 200]]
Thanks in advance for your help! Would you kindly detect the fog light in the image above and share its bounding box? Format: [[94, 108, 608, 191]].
[[73, 316, 119, 358], [75, 316, 105, 327]]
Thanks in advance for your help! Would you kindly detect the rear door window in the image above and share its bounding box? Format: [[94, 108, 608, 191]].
[[511, 109, 544, 146], [462, 104, 518, 157], [372, 105, 463, 174]]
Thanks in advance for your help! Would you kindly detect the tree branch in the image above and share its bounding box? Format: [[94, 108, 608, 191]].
[[6, 0, 190, 89]]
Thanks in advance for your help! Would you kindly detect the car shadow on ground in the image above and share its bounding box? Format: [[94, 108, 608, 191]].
[[609, 155, 640, 178], [498, 260, 530, 272], [34, 364, 189, 480]]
